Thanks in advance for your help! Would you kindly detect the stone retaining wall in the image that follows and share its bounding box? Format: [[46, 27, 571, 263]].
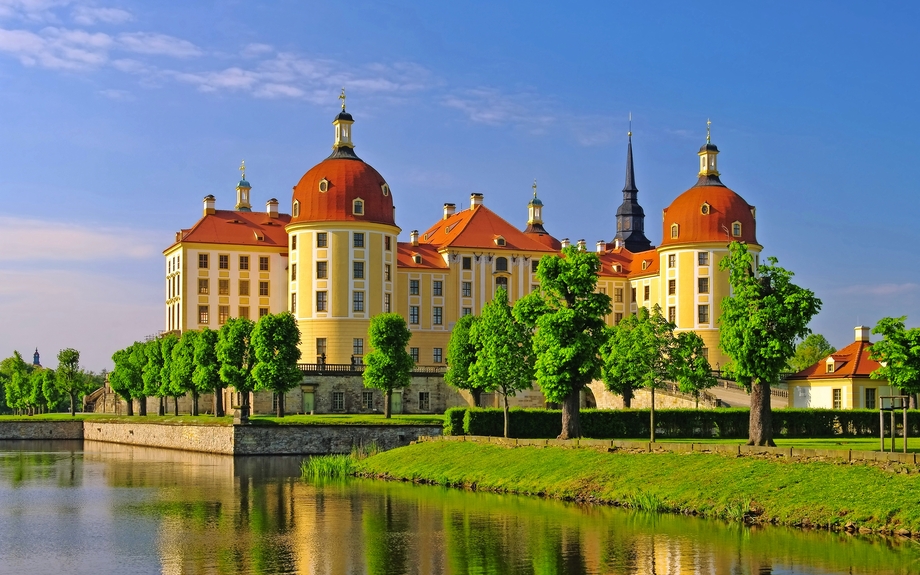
[[0, 420, 84, 440], [233, 425, 443, 455], [84, 422, 236, 454]]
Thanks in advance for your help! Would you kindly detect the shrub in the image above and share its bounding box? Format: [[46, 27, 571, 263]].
[[444, 407, 467, 435]]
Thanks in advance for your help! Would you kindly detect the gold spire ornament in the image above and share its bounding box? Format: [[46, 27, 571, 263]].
[[532, 178, 538, 198], [339, 87, 346, 111], [706, 118, 712, 143], [628, 112, 632, 137], [239, 160, 246, 180]]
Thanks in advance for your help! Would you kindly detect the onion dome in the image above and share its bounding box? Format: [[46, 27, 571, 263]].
[[661, 125, 756, 246], [289, 103, 395, 226]]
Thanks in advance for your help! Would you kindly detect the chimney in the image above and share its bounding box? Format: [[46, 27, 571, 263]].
[[560, 238, 570, 249], [410, 230, 419, 246], [266, 198, 279, 218], [596, 240, 607, 253], [855, 326, 870, 342], [470, 193, 484, 208], [577, 239, 586, 251], [443, 203, 456, 220], [203, 195, 216, 216]]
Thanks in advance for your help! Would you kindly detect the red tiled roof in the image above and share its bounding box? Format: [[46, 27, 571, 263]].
[[661, 185, 758, 246], [165, 209, 291, 252], [786, 340, 882, 380], [290, 158, 395, 226], [627, 248, 660, 278], [418, 204, 559, 253], [396, 243, 448, 269]]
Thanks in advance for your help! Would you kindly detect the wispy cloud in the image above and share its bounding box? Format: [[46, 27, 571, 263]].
[[443, 87, 556, 129], [0, 216, 159, 261], [838, 283, 920, 297], [71, 5, 131, 25], [0, 0, 68, 22], [117, 31, 200, 58], [240, 42, 271, 58], [98, 87, 131, 99]]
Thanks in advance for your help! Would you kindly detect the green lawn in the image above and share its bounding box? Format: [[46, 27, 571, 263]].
[[635, 437, 920, 453]]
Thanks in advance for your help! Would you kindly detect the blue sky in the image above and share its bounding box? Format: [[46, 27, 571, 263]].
[[1, 1, 918, 370]]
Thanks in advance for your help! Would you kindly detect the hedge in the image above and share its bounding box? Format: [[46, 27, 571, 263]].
[[443, 408, 920, 439]]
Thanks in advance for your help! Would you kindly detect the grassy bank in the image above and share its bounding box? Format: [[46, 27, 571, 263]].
[[356, 441, 920, 533]]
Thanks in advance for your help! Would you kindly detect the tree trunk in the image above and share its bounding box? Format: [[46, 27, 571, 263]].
[[139, 396, 147, 416], [471, 388, 482, 408], [215, 385, 224, 417], [748, 380, 775, 446], [503, 392, 510, 438], [384, 389, 392, 419], [192, 391, 199, 416], [622, 383, 633, 408], [173, 396, 179, 416], [69, 392, 76, 416], [558, 389, 581, 439], [126, 398, 134, 416], [910, 394, 918, 410], [276, 392, 284, 418], [158, 397, 165, 416], [650, 387, 656, 443]]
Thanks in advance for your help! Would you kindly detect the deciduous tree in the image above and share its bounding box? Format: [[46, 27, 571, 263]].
[[363, 313, 414, 418], [3, 352, 32, 415], [251, 313, 302, 417], [110, 345, 143, 416], [192, 327, 221, 416], [217, 317, 257, 419], [142, 341, 166, 415], [159, 333, 180, 415], [514, 247, 611, 439], [469, 288, 534, 438], [869, 317, 920, 408], [788, 334, 836, 373], [720, 241, 820, 446], [444, 314, 486, 407], [56, 348, 90, 416], [171, 330, 199, 415]]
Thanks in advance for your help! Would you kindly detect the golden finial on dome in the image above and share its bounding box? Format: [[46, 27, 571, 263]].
[[706, 118, 711, 143], [532, 178, 538, 198], [339, 87, 346, 111], [239, 159, 246, 180]]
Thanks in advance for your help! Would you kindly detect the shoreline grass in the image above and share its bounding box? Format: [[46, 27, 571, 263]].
[[355, 440, 920, 533], [302, 441, 381, 480]]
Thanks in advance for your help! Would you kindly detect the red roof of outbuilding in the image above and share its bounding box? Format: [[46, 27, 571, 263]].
[[661, 184, 757, 246], [396, 243, 449, 269], [418, 204, 560, 252], [786, 340, 881, 380], [290, 157, 395, 226], [165, 209, 291, 252]]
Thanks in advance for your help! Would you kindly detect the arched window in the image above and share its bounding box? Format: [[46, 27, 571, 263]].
[[292, 200, 300, 217], [732, 221, 742, 237], [670, 223, 679, 239], [353, 199, 364, 216], [495, 257, 508, 272]]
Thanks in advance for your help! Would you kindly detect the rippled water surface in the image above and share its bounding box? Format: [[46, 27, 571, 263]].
[[0, 440, 917, 574]]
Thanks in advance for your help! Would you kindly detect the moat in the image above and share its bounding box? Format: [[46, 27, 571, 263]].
[[0, 440, 917, 574]]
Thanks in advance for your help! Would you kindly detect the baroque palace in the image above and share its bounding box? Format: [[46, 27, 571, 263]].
[[162, 100, 761, 414]]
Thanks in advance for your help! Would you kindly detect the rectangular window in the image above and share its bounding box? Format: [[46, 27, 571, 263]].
[[385, 236, 391, 251], [239, 280, 249, 296], [832, 388, 842, 410], [644, 285, 650, 301], [259, 307, 269, 318], [316, 291, 327, 312], [317, 232, 328, 248], [353, 291, 365, 312], [668, 279, 676, 295], [384, 292, 391, 313], [259, 281, 269, 296], [418, 391, 430, 411], [668, 254, 675, 268], [701, 347, 709, 360], [433, 280, 443, 296], [199, 253, 209, 269], [332, 392, 345, 411], [865, 388, 876, 409], [698, 277, 709, 294], [317, 261, 327, 279], [198, 278, 209, 295], [353, 338, 364, 356], [316, 338, 327, 356], [698, 304, 710, 324], [433, 307, 443, 325], [291, 235, 297, 251], [218, 279, 229, 295], [462, 256, 472, 270], [218, 305, 229, 325], [614, 288, 624, 303], [410, 347, 419, 362], [385, 264, 391, 281], [462, 307, 472, 316], [239, 255, 249, 270], [362, 391, 374, 410], [532, 260, 539, 273], [615, 312, 623, 324], [353, 261, 364, 279], [291, 293, 297, 314], [238, 306, 249, 319], [462, 282, 472, 297], [631, 287, 637, 302], [353, 232, 365, 248], [698, 252, 709, 266], [668, 306, 676, 324], [218, 254, 229, 270], [433, 348, 443, 363], [409, 306, 419, 324], [410, 280, 419, 295], [199, 305, 209, 324], [291, 263, 297, 281], [259, 256, 269, 271]]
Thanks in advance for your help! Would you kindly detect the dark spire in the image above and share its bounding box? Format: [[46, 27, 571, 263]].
[[613, 128, 652, 252]]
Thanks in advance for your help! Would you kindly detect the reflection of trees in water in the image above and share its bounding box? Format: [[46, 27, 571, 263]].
[[0, 440, 82, 487], [363, 493, 411, 575]]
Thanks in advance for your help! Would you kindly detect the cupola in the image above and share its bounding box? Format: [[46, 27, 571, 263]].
[[235, 160, 252, 211], [527, 179, 543, 226], [333, 88, 354, 150], [698, 119, 720, 178]]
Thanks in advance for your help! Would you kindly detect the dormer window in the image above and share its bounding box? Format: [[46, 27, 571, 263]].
[[381, 183, 390, 196], [732, 221, 742, 237], [292, 200, 300, 217], [319, 178, 329, 193], [642, 260, 648, 270], [750, 207, 756, 219], [825, 358, 836, 374], [494, 236, 506, 246], [701, 202, 710, 215], [612, 264, 622, 273], [412, 254, 422, 264], [670, 223, 679, 239], [353, 198, 364, 216]]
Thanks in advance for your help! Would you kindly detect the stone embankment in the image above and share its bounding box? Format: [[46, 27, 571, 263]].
[[0, 420, 441, 454]]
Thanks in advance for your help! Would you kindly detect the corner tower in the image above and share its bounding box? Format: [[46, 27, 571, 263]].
[[613, 127, 652, 252]]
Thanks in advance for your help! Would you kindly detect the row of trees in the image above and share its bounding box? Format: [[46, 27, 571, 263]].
[[109, 313, 302, 417], [0, 349, 101, 415]]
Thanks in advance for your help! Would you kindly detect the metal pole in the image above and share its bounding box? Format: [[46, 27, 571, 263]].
[[904, 406, 908, 454], [881, 408, 885, 452], [891, 409, 896, 453]]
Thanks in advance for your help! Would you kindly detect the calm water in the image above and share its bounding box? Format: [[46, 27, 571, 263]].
[[0, 441, 917, 575]]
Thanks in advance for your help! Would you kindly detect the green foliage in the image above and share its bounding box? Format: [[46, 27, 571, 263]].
[[3, 352, 32, 413], [159, 333, 179, 397], [602, 306, 673, 395], [671, 331, 717, 396], [362, 314, 414, 416], [109, 347, 139, 402], [870, 317, 920, 395], [719, 242, 822, 388], [39, 368, 62, 410], [127, 342, 148, 399], [141, 341, 164, 398], [170, 330, 199, 398], [788, 334, 836, 372], [300, 454, 356, 479], [251, 313, 303, 415], [216, 317, 258, 395], [193, 328, 221, 394], [444, 314, 484, 398], [443, 407, 467, 436]]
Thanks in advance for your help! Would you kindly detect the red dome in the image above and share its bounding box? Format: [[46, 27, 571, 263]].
[[661, 184, 757, 246], [290, 157, 395, 226]]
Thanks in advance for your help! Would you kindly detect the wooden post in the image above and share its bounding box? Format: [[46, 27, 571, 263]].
[[891, 409, 896, 453], [880, 408, 885, 452], [904, 405, 908, 454]]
